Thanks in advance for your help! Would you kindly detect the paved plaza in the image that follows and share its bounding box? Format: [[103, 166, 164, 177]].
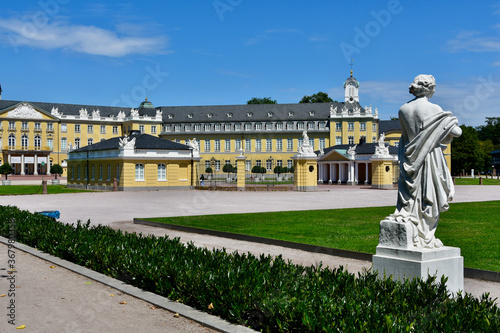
[[1, 184, 499, 331]]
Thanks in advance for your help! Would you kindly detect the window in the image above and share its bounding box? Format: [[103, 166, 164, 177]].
[[297, 122, 304, 130], [21, 122, 28, 130], [287, 122, 293, 130], [77, 166, 80, 179], [225, 139, 231, 152], [336, 136, 342, 145], [287, 160, 293, 169], [61, 138, 67, 150], [309, 139, 314, 149], [135, 164, 145, 181], [245, 160, 251, 171], [245, 139, 251, 151], [298, 138, 303, 147], [34, 135, 41, 149], [88, 138, 93, 146], [360, 122, 366, 131], [158, 164, 166, 181], [151, 125, 157, 134], [75, 124, 80, 133], [276, 138, 282, 152], [287, 138, 293, 151], [215, 160, 221, 171], [235, 139, 241, 151], [34, 122, 41, 131], [8, 121, 15, 130], [265, 122, 272, 130], [255, 123, 262, 130], [204, 140, 211, 152], [47, 123, 54, 131], [175, 139, 181, 143], [266, 159, 272, 171], [235, 123, 241, 131], [164, 125, 172, 132], [205, 161, 210, 170], [372, 123, 377, 132], [256, 160, 261, 167], [204, 124, 211, 131], [308, 122, 314, 130], [224, 123, 231, 131], [8, 134, 16, 148], [266, 139, 272, 151], [75, 138, 80, 149], [107, 165, 111, 181], [91, 165, 95, 180], [244, 123, 251, 131], [255, 139, 261, 151], [88, 125, 93, 133], [99, 165, 103, 180], [113, 126, 118, 135], [215, 124, 221, 131], [21, 134, 28, 148], [319, 138, 325, 150], [195, 124, 201, 131], [47, 138, 53, 150], [277, 160, 283, 167], [373, 136, 377, 143], [276, 122, 283, 130], [100, 125, 106, 134], [336, 123, 342, 131], [319, 122, 325, 129], [225, 160, 231, 165], [348, 136, 354, 144], [184, 125, 190, 132], [215, 139, 221, 152], [140, 125, 145, 133], [348, 123, 354, 131]]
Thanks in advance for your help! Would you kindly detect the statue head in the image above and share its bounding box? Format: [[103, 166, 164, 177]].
[[409, 74, 436, 98]]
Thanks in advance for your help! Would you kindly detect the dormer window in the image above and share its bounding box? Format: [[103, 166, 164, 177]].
[[309, 111, 315, 116], [288, 111, 294, 117], [267, 112, 273, 118], [207, 113, 213, 118], [168, 114, 174, 119], [188, 114, 193, 119], [226, 113, 233, 118], [247, 112, 253, 118]]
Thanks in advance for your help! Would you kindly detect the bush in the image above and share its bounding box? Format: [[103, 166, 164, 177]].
[[50, 164, 64, 179], [205, 167, 213, 174], [1, 205, 499, 332], [222, 164, 234, 174], [274, 166, 285, 176], [0, 163, 14, 180]]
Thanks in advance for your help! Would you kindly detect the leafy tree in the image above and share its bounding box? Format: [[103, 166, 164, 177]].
[[251, 166, 266, 174], [477, 117, 500, 148], [274, 165, 285, 176], [0, 163, 14, 180], [50, 164, 64, 179], [247, 97, 277, 104], [299, 92, 336, 103], [478, 140, 496, 172], [222, 164, 234, 174], [288, 166, 295, 173], [205, 167, 213, 174], [451, 125, 481, 175]]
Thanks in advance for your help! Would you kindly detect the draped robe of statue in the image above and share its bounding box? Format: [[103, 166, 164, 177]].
[[390, 97, 459, 248]]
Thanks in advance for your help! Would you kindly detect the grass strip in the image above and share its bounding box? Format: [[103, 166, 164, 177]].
[[145, 201, 500, 272], [0, 185, 93, 196]]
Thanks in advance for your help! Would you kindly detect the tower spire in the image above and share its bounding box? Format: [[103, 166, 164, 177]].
[[350, 59, 354, 77]]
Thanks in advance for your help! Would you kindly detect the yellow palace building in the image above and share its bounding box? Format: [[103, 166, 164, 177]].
[[0, 74, 419, 182]]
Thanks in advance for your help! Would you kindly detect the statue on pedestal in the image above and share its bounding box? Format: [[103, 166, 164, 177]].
[[387, 74, 462, 248]]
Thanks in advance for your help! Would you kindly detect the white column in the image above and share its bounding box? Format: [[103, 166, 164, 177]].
[[34, 154, 38, 175], [354, 163, 359, 184], [8, 153, 11, 164], [329, 163, 333, 184], [338, 163, 343, 184], [21, 154, 25, 175], [365, 162, 369, 184]]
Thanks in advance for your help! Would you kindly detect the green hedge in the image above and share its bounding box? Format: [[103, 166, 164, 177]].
[[1, 205, 499, 332]]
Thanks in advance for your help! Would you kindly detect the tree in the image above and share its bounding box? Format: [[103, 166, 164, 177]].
[[222, 163, 234, 175], [274, 165, 285, 177], [477, 117, 500, 149], [251, 165, 266, 174], [288, 166, 294, 174], [0, 163, 14, 180], [451, 125, 481, 175], [247, 97, 277, 104], [50, 164, 64, 179], [299, 92, 336, 103], [205, 167, 213, 174]]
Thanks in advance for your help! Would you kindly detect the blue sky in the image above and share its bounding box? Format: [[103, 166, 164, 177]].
[[1, 0, 499, 127]]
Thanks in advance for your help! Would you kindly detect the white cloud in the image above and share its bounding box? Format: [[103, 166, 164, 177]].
[[447, 31, 500, 53], [0, 18, 168, 57]]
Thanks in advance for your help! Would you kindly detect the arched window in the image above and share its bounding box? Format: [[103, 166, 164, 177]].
[[34, 135, 41, 150], [75, 138, 80, 149], [135, 164, 144, 181], [21, 134, 28, 149], [8, 134, 16, 148], [158, 164, 166, 181]]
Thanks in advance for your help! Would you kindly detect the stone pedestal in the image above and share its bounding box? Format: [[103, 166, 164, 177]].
[[373, 246, 464, 294], [371, 156, 394, 189], [235, 154, 247, 191], [292, 153, 318, 191], [373, 219, 464, 294]]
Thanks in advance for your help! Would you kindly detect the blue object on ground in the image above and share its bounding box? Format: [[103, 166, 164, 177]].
[[36, 211, 60, 219]]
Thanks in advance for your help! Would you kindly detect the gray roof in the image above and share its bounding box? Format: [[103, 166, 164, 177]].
[[379, 120, 401, 134], [0, 99, 368, 123], [71, 132, 190, 153], [320, 142, 399, 156]]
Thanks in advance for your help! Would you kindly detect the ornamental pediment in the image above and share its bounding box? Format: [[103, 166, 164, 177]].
[[1, 102, 57, 120]]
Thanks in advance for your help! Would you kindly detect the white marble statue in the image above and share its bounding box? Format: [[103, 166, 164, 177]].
[[130, 108, 139, 117], [92, 109, 101, 118], [187, 138, 199, 151], [79, 108, 88, 117], [374, 133, 390, 157], [117, 110, 126, 120], [388, 74, 462, 248], [119, 136, 136, 149], [346, 145, 357, 159]]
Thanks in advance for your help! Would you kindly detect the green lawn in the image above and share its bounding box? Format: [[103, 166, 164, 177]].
[[145, 201, 500, 272], [455, 177, 500, 185], [0, 185, 93, 195]]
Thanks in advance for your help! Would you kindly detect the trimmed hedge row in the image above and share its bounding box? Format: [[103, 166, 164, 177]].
[[1, 205, 499, 332]]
